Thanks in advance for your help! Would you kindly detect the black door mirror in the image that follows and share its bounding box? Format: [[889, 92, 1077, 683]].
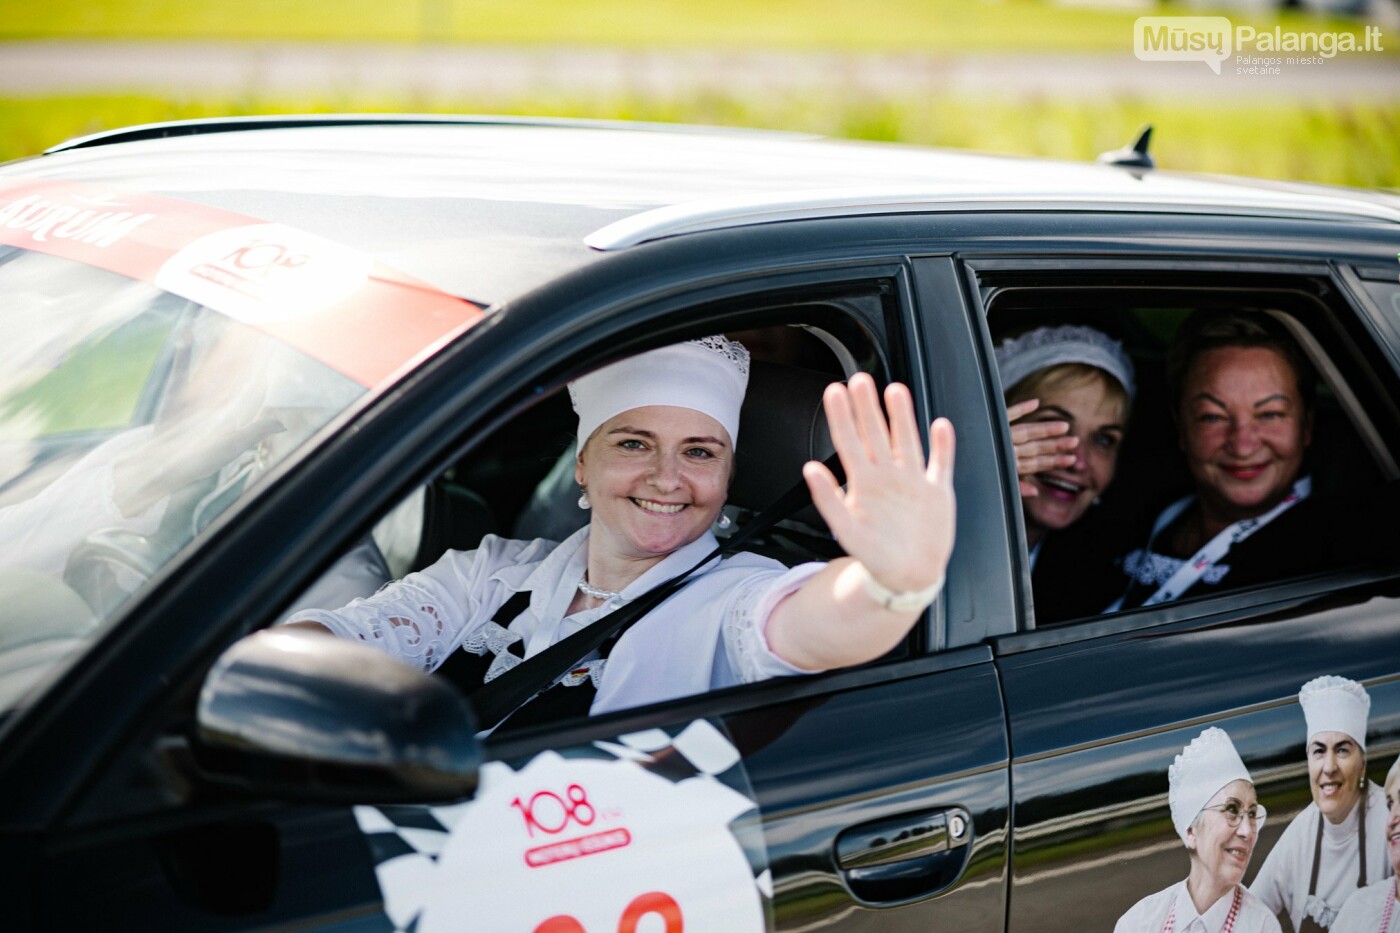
[[196, 628, 481, 803]]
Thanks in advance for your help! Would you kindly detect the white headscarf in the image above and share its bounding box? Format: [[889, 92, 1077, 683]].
[[994, 325, 1136, 402], [569, 336, 750, 450]]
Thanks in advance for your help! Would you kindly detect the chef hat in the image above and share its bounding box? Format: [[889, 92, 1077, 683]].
[[569, 336, 750, 450], [1168, 727, 1252, 843], [1299, 675, 1370, 750], [994, 325, 1136, 403]]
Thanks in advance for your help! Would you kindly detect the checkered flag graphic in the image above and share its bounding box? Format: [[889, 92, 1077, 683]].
[[354, 719, 771, 932]]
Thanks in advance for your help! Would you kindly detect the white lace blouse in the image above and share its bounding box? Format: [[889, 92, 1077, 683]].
[[289, 526, 821, 716]]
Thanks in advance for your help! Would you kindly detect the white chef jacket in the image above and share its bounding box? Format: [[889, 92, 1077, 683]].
[[1331, 879, 1398, 933], [291, 526, 820, 715], [1251, 783, 1391, 931], [1116, 881, 1282, 933]]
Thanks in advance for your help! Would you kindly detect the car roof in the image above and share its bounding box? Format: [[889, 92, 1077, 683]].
[[7, 117, 1400, 305]]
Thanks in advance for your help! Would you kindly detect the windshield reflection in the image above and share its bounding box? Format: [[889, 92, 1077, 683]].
[[0, 246, 363, 711]]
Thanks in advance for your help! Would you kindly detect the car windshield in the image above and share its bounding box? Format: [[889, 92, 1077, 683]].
[[0, 246, 363, 713]]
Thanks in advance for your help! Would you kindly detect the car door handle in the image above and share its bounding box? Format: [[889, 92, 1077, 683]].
[[834, 807, 972, 904]]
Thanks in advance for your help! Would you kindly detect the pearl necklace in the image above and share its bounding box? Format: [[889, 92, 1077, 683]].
[[577, 575, 624, 602]]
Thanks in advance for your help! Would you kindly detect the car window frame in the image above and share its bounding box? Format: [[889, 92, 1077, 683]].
[[910, 254, 1024, 648], [409, 259, 951, 749]]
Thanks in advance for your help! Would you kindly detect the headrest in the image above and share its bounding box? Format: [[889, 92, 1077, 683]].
[[729, 362, 837, 524]]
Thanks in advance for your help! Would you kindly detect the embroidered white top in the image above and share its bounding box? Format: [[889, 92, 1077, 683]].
[[1250, 783, 1392, 931], [1115, 881, 1281, 933], [289, 526, 820, 716], [1331, 879, 1399, 933]]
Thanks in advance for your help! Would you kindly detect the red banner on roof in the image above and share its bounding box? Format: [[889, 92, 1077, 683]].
[[0, 177, 483, 388]]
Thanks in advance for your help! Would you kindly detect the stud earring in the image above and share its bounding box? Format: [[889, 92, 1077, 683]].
[[716, 512, 732, 530], [578, 490, 591, 510]]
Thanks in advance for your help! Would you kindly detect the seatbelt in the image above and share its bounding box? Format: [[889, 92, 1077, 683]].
[[470, 452, 843, 731], [435, 589, 531, 693]]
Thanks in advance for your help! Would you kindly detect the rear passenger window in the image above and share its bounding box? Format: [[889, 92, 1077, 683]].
[[979, 269, 1400, 628]]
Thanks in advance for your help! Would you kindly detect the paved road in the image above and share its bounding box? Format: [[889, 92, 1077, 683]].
[[1, 40, 1396, 101]]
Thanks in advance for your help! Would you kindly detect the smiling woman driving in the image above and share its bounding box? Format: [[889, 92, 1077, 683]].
[[286, 336, 956, 728]]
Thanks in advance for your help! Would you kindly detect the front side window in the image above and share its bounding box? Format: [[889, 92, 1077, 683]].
[[286, 303, 920, 734]]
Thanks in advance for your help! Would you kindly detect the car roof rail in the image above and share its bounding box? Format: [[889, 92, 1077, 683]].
[[43, 113, 787, 154], [1096, 124, 1156, 171]]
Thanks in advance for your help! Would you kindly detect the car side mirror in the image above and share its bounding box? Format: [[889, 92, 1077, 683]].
[[195, 627, 481, 803]]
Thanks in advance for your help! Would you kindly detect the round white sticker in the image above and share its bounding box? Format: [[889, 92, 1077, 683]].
[[417, 746, 766, 933], [356, 722, 769, 933]]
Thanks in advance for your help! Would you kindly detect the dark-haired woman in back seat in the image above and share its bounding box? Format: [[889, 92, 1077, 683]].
[[1107, 311, 1393, 612]]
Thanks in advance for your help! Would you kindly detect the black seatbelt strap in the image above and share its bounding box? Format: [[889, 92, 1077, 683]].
[[470, 451, 844, 731], [435, 589, 531, 693]]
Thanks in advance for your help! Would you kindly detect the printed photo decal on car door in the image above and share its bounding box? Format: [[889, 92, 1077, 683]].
[[1248, 675, 1391, 933], [355, 718, 772, 933], [1112, 725, 1277, 932], [1112, 674, 1396, 933]]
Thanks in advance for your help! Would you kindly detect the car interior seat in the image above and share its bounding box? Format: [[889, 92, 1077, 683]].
[[374, 476, 499, 579]]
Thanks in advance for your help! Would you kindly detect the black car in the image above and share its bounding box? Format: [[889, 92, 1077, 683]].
[[0, 116, 1397, 931]]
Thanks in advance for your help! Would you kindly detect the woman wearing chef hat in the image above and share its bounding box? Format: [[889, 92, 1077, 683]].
[[1331, 755, 1400, 932], [1251, 676, 1392, 931], [1116, 726, 1281, 932]]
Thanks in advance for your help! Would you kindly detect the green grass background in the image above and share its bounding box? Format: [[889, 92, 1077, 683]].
[[1, 0, 1351, 49], [1, 0, 1397, 187]]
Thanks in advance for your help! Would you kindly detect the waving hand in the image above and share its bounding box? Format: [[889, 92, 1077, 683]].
[[804, 373, 955, 596]]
